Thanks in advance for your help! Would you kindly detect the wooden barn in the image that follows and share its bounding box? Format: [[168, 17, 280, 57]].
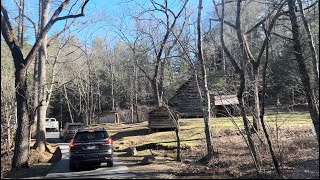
[[96, 111, 120, 124], [168, 76, 205, 117], [169, 76, 239, 118], [213, 95, 240, 117], [148, 106, 178, 132]]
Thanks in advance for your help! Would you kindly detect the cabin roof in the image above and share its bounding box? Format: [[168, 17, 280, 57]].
[[214, 95, 239, 106]]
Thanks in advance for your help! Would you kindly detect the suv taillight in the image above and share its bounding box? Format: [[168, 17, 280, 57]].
[[105, 138, 113, 145], [69, 140, 75, 148]]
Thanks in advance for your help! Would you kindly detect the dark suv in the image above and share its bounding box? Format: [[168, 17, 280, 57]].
[[61, 122, 84, 142], [69, 128, 113, 171]]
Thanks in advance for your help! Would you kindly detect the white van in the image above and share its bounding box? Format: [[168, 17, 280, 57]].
[[45, 118, 59, 132]]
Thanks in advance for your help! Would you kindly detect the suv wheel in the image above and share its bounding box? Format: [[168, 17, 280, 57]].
[[69, 161, 77, 171], [107, 160, 113, 167]]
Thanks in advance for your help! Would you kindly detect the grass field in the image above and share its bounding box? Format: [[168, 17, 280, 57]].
[[88, 112, 319, 179], [90, 112, 314, 150]]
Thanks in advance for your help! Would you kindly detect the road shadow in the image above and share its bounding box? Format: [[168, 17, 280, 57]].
[[112, 128, 149, 141], [46, 137, 63, 143], [47, 159, 70, 174], [285, 158, 319, 179], [70, 164, 99, 172], [130, 171, 229, 179]]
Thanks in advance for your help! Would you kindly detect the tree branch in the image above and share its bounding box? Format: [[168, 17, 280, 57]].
[[245, 12, 273, 35], [254, 1, 286, 66], [303, 0, 318, 11], [210, 18, 237, 29], [213, 0, 241, 72], [270, 32, 293, 41], [1, 3, 22, 50], [24, 0, 90, 71]]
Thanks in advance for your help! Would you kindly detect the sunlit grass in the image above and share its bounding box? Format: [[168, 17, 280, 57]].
[[88, 113, 313, 150], [101, 112, 316, 179], [196, 112, 310, 128]]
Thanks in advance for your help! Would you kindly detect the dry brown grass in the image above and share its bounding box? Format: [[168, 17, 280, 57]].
[[93, 113, 319, 179], [2, 144, 60, 178]]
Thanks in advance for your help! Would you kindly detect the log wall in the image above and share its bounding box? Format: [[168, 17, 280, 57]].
[[148, 106, 178, 130]]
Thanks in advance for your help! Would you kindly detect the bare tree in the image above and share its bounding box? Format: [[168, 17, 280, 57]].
[[30, 1, 41, 139], [297, 0, 319, 89], [17, 0, 24, 49], [213, 0, 261, 174], [1, 0, 90, 168], [197, 0, 214, 161], [260, 24, 281, 176], [134, 0, 189, 106], [34, 0, 51, 153], [288, 0, 319, 143]]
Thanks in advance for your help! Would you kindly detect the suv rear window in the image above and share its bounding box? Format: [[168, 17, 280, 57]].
[[68, 125, 83, 130], [74, 131, 108, 141]]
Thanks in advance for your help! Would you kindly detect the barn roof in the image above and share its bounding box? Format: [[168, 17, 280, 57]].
[[214, 95, 239, 106]]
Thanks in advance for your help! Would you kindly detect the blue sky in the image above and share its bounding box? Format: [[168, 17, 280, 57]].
[[3, 0, 214, 46], [82, 0, 214, 46]]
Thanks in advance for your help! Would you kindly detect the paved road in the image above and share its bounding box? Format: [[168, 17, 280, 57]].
[[45, 132, 134, 179]]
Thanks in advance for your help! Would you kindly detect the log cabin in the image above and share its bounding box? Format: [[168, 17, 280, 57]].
[[148, 106, 178, 132], [168, 76, 239, 118]]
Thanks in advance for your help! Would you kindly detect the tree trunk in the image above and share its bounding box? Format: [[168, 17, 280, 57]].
[[6, 116, 11, 153], [175, 126, 181, 162], [134, 65, 139, 122], [111, 63, 115, 111], [12, 67, 30, 169], [197, 0, 214, 161], [86, 82, 90, 125], [34, 0, 50, 152], [98, 83, 101, 113], [1, 0, 90, 169], [17, 0, 24, 48], [242, 35, 262, 133], [235, 0, 260, 173], [64, 84, 73, 123], [260, 37, 281, 176], [216, 0, 261, 173], [31, 55, 39, 139], [153, 80, 163, 107], [252, 66, 261, 132], [297, 0, 319, 87], [2, 6, 31, 167], [288, 0, 319, 143], [238, 72, 261, 174], [130, 73, 134, 123], [31, 3, 40, 139], [90, 82, 93, 124], [131, 103, 134, 123], [60, 90, 63, 126]]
